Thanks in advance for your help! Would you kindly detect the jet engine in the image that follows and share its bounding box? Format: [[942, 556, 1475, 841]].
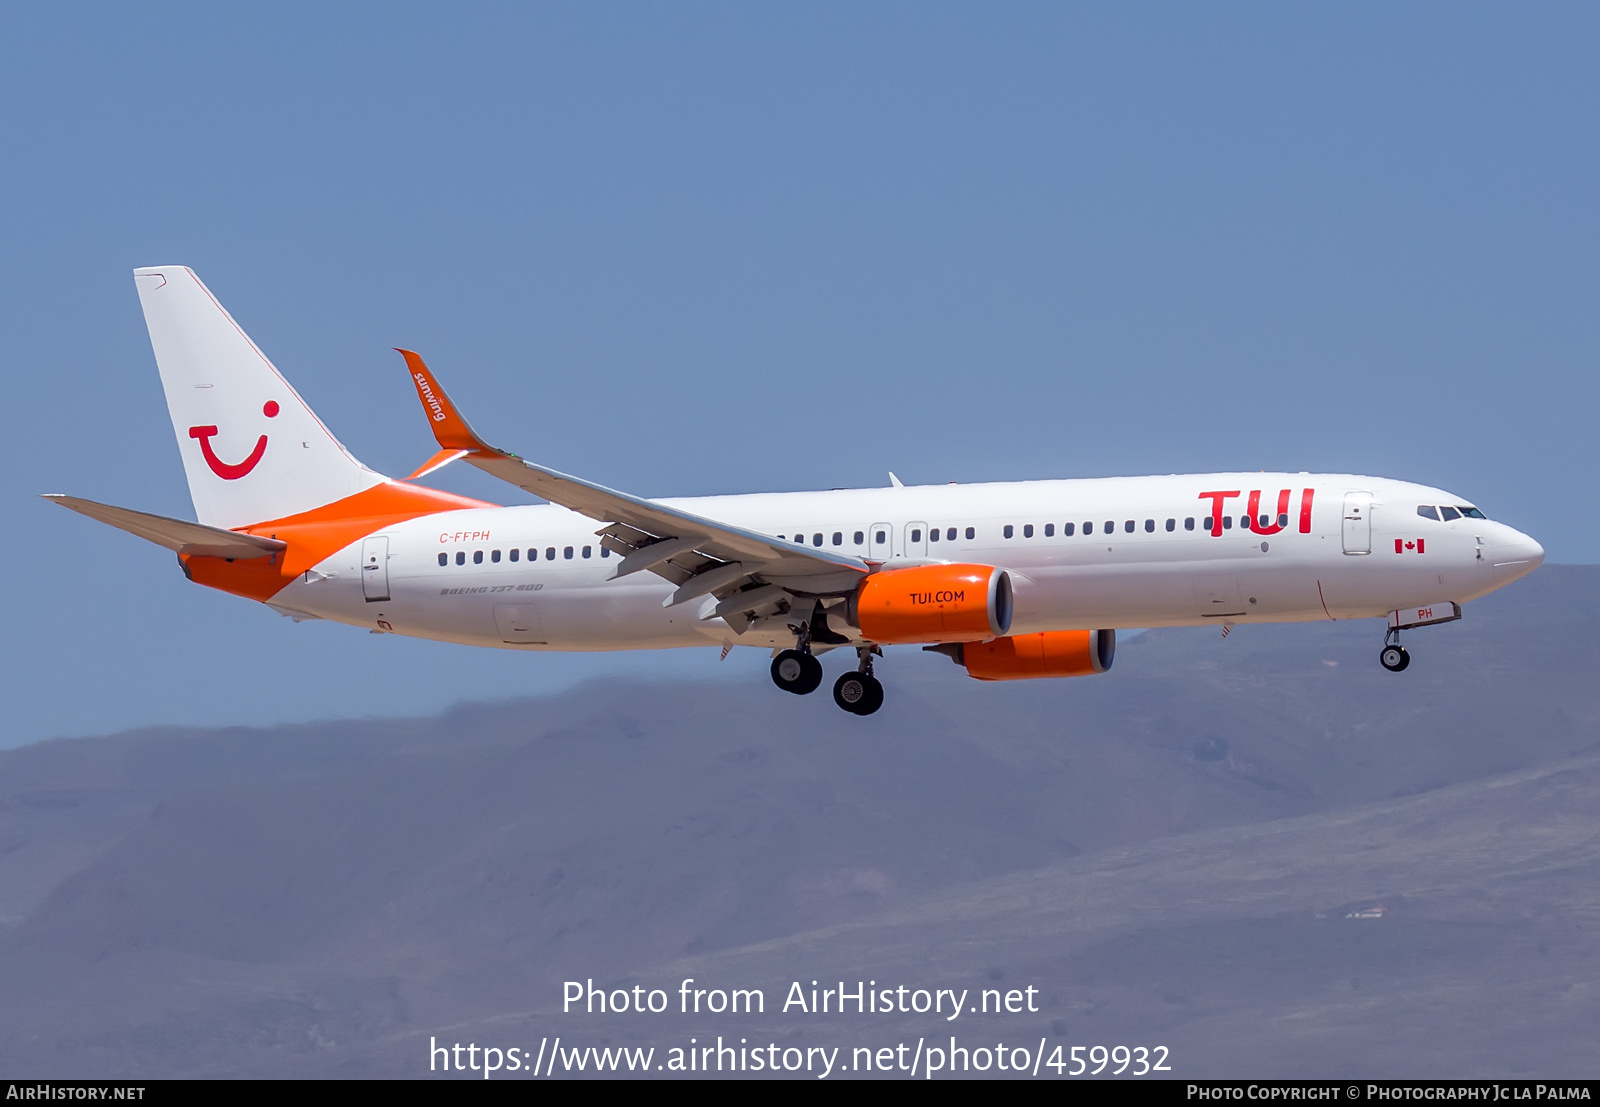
[[853, 563, 1012, 644], [929, 629, 1116, 680]]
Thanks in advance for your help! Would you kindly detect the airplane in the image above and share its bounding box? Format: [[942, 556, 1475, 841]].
[[46, 266, 1546, 716]]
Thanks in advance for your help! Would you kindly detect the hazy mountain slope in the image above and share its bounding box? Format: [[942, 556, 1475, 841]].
[[0, 567, 1591, 1076]]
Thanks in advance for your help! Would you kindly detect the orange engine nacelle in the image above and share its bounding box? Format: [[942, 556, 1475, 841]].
[[854, 563, 1012, 645], [945, 629, 1116, 681]]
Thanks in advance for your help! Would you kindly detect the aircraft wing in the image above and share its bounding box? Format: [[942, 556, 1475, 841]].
[[43, 494, 288, 559], [398, 351, 868, 626]]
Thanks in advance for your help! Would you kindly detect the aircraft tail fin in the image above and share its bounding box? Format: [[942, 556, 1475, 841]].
[[133, 266, 386, 529]]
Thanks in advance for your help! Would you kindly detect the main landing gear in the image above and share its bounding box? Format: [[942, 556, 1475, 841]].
[[768, 621, 884, 715], [771, 613, 824, 695], [832, 647, 884, 717], [771, 648, 824, 695], [1379, 627, 1410, 672]]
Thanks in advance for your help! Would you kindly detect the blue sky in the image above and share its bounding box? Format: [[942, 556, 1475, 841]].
[[2, 4, 1595, 746]]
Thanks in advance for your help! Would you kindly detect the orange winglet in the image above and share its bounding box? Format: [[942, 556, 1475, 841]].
[[397, 349, 496, 453]]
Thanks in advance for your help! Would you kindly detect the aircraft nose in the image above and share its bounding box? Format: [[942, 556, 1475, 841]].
[[1493, 526, 1544, 584]]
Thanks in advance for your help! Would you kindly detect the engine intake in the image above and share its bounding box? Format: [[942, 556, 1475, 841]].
[[853, 563, 1012, 644], [930, 629, 1116, 681]]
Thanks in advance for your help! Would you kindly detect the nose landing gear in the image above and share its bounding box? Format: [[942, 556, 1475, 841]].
[[1379, 628, 1410, 672], [833, 646, 884, 716]]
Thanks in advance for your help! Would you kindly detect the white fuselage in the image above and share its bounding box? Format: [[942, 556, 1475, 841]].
[[270, 472, 1543, 651]]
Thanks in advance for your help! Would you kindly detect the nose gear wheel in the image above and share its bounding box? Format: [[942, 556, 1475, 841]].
[[1379, 627, 1410, 672], [1380, 644, 1410, 672]]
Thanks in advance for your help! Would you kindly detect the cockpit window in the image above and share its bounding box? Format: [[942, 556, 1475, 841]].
[[1457, 506, 1487, 519], [1439, 506, 1462, 521], [1417, 505, 1440, 521]]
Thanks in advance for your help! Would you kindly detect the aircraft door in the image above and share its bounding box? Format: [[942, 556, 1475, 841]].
[[361, 535, 390, 601], [869, 522, 892, 561], [1342, 493, 1372, 555], [904, 521, 928, 560]]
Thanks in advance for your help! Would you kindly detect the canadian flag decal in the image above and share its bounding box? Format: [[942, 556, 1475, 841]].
[[1394, 538, 1426, 554]]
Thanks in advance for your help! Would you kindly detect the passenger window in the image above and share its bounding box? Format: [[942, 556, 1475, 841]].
[[1084, 521, 1094, 535], [965, 527, 975, 539], [1439, 506, 1461, 521], [491, 549, 501, 563], [1124, 520, 1134, 533], [1258, 516, 1269, 528], [1202, 517, 1212, 531], [563, 546, 574, 559], [1222, 516, 1232, 530], [1144, 519, 1154, 533], [528, 549, 537, 561], [582, 546, 592, 558], [1417, 505, 1440, 521], [876, 530, 888, 543], [1023, 524, 1034, 538], [794, 535, 804, 544], [911, 529, 922, 543], [1185, 517, 1195, 531], [509, 548, 519, 562], [929, 528, 940, 542], [1004, 525, 1014, 538], [1104, 521, 1114, 533], [545, 547, 555, 561], [1165, 519, 1175, 532], [473, 550, 484, 564], [832, 531, 843, 546], [813, 533, 823, 547], [1239, 515, 1250, 529], [456, 551, 465, 565], [600, 547, 610, 557], [1063, 522, 1075, 536], [1044, 523, 1055, 537], [1278, 513, 1288, 527], [947, 527, 956, 541], [438, 553, 448, 567], [854, 531, 865, 545]]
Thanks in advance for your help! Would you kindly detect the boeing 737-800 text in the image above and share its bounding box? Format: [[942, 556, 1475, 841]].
[[47, 267, 1545, 715]]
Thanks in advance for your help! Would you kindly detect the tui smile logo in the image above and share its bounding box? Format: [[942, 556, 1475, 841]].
[[189, 400, 279, 480]]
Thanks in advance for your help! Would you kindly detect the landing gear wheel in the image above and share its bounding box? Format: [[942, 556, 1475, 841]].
[[833, 671, 884, 716], [1380, 644, 1410, 672], [771, 649, 823, 695]]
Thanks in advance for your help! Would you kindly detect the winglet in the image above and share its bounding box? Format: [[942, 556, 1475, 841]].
[[396, 349, 498, 453]]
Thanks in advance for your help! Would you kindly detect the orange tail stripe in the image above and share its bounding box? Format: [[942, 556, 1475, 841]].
[[182, 481, 497, 602]]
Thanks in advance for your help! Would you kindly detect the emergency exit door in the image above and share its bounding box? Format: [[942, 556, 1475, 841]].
[[904, 521, 928, 560], [361, 535, 391, 601], [869, 522, 892, 561]]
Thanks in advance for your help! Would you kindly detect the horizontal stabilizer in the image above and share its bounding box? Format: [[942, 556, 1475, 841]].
[[43, 495, 287, 559]]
